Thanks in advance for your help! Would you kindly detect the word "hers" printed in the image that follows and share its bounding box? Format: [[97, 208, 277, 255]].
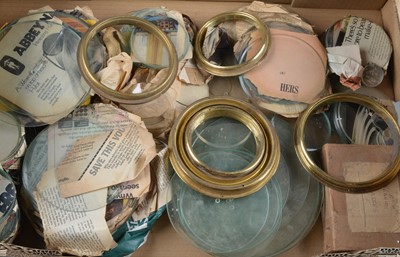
[[280, 83, 299, 94]]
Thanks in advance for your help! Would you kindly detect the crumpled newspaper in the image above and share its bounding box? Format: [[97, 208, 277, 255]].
[[28, 5, 98, 22], [96, 52, 132, 91], [327, 45, 364, 91], [0, 243, 63, 257], [91, 7, 209, 135]]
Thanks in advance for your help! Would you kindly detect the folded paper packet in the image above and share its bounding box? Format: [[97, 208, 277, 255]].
[[321, 143, 400, 253]]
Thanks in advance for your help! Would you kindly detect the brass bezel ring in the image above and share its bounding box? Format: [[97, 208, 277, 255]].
[[294, 93, 400, 193], [184, 105, 266, 179], [169, 96, 280, 199], [77, 16, 178, 104], [194, 11, 270, 77]]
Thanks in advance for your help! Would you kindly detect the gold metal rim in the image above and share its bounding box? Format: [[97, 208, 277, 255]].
[[294, 93, 400, 193], [184, 105, 266, 179], [77, 16, 178, 104], [169, 96, 280, 199], [194, 11, 270, 77]]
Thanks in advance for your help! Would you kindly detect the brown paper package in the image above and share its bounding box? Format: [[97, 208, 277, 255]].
[[321, 143, 400, 253]]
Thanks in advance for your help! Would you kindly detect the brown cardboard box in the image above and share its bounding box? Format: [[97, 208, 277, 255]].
[[291, 0, 388, 10], [321, 144, 400, 253], [0, 0, 399, 256]]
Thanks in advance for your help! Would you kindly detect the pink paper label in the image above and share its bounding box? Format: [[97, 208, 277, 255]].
[[244, 29, 327, 104]]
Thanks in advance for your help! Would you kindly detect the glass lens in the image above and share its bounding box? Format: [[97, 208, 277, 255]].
[[130, 7, 190, 65], [86, 23, 172, 96], [130, 24, 171, 68], [167, 174, 282, 255], [303, 99, 398, 183], [191, 117, 256, 172]]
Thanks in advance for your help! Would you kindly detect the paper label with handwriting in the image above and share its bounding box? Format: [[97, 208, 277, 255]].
[[344, 162, 400, 233]]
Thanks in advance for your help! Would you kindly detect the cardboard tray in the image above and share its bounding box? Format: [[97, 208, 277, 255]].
[[1, 0, 399, 256]]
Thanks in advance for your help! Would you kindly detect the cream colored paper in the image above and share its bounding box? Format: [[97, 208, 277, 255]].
[[33, 168, 117, 256], [102, 27, 122, 58], [132, 141, 171, 221], [202, 27, 220, 61], [151, 145, 172, 210], [47, 104, 142, 169], [327, 45, 364, 90], [56, 123, 156, 197], [131, 194, 158, 222], [95, 52, 133, 91], [178, 59, 208, 85], [253, 96, 310, 118], [111, 164, 151, 199], [168, 9, 193, 61], [240, 1, 289, 14], [176, 84, 209, 107], [344, 162, 400, 233], [120, 93, 175, 137]]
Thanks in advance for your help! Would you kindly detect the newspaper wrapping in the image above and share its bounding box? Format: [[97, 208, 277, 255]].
[[26, 104, 156, 256], [0, 12, 89, 125]]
